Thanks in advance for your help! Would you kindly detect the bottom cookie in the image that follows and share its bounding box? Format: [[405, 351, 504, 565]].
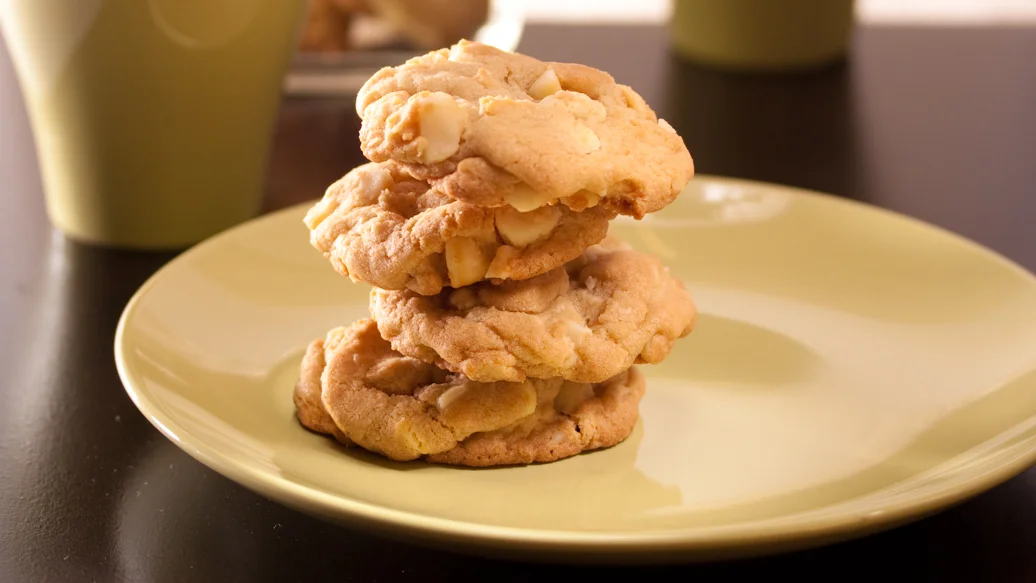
[[294, 319, 645, 467]]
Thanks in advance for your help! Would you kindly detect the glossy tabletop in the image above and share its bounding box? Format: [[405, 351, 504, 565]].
[[2, 23, 1036, 582]]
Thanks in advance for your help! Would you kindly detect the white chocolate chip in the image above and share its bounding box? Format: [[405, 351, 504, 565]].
[[619, 85, 650, 114], [503, 183, 555, 212], [658, 118, 677, 134], [302, 201, 334, 230], [564, 320, 591, 345], [416, 93, 465, 164], [542, 91, 607, 121], [485, 246, 520, 280], [573, 123, 601, 154], [444, 237, 490, 287], [495, 205, 561, 248], [436, 384, 470, 410], [355, 166, 394, 200], [560, 189, 601, 211], [528, 68, 562, 100], [477, 363, 515, 381], [558, 320, 592, 367]]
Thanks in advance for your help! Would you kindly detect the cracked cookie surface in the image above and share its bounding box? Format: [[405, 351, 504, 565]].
[[304, 161, 614, 294], [294, 319, 644, 466], [356, 40, 694, 218], [369, 238, 697, 383]]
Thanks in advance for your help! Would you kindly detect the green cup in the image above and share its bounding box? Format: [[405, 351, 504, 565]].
[[1, 0, 307, 249], [670, 0, 856, 72]]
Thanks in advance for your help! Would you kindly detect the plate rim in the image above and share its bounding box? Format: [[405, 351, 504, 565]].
[[114, 174, 1036, 559]]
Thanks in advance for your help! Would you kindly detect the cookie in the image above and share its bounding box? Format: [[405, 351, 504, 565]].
[[294, 319, 645, 465], [369, 238, 696, 383], [293, 339, 350, 443], [355, 40, 694, 219], [304, 161, 614, 294]]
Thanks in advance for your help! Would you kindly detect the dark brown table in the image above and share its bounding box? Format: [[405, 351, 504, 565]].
[[2, 23, 1035, 582]]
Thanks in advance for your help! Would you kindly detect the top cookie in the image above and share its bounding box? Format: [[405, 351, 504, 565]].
[[356, 40, 694, 218], [370, 238, 697, 383]]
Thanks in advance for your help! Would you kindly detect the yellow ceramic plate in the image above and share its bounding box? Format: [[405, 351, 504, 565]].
[[115, 176, 1036, 563]]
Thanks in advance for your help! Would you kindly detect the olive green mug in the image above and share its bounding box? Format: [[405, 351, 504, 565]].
[[670, 0, 856, 72], [1, 0, 307, 249]]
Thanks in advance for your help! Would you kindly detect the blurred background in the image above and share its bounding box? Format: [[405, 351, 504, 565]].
[[288, 0, 1036, 94], [2, 1, 1036, 582]]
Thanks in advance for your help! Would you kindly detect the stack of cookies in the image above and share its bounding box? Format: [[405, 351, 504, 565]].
[[294, 41, 697, 467]]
